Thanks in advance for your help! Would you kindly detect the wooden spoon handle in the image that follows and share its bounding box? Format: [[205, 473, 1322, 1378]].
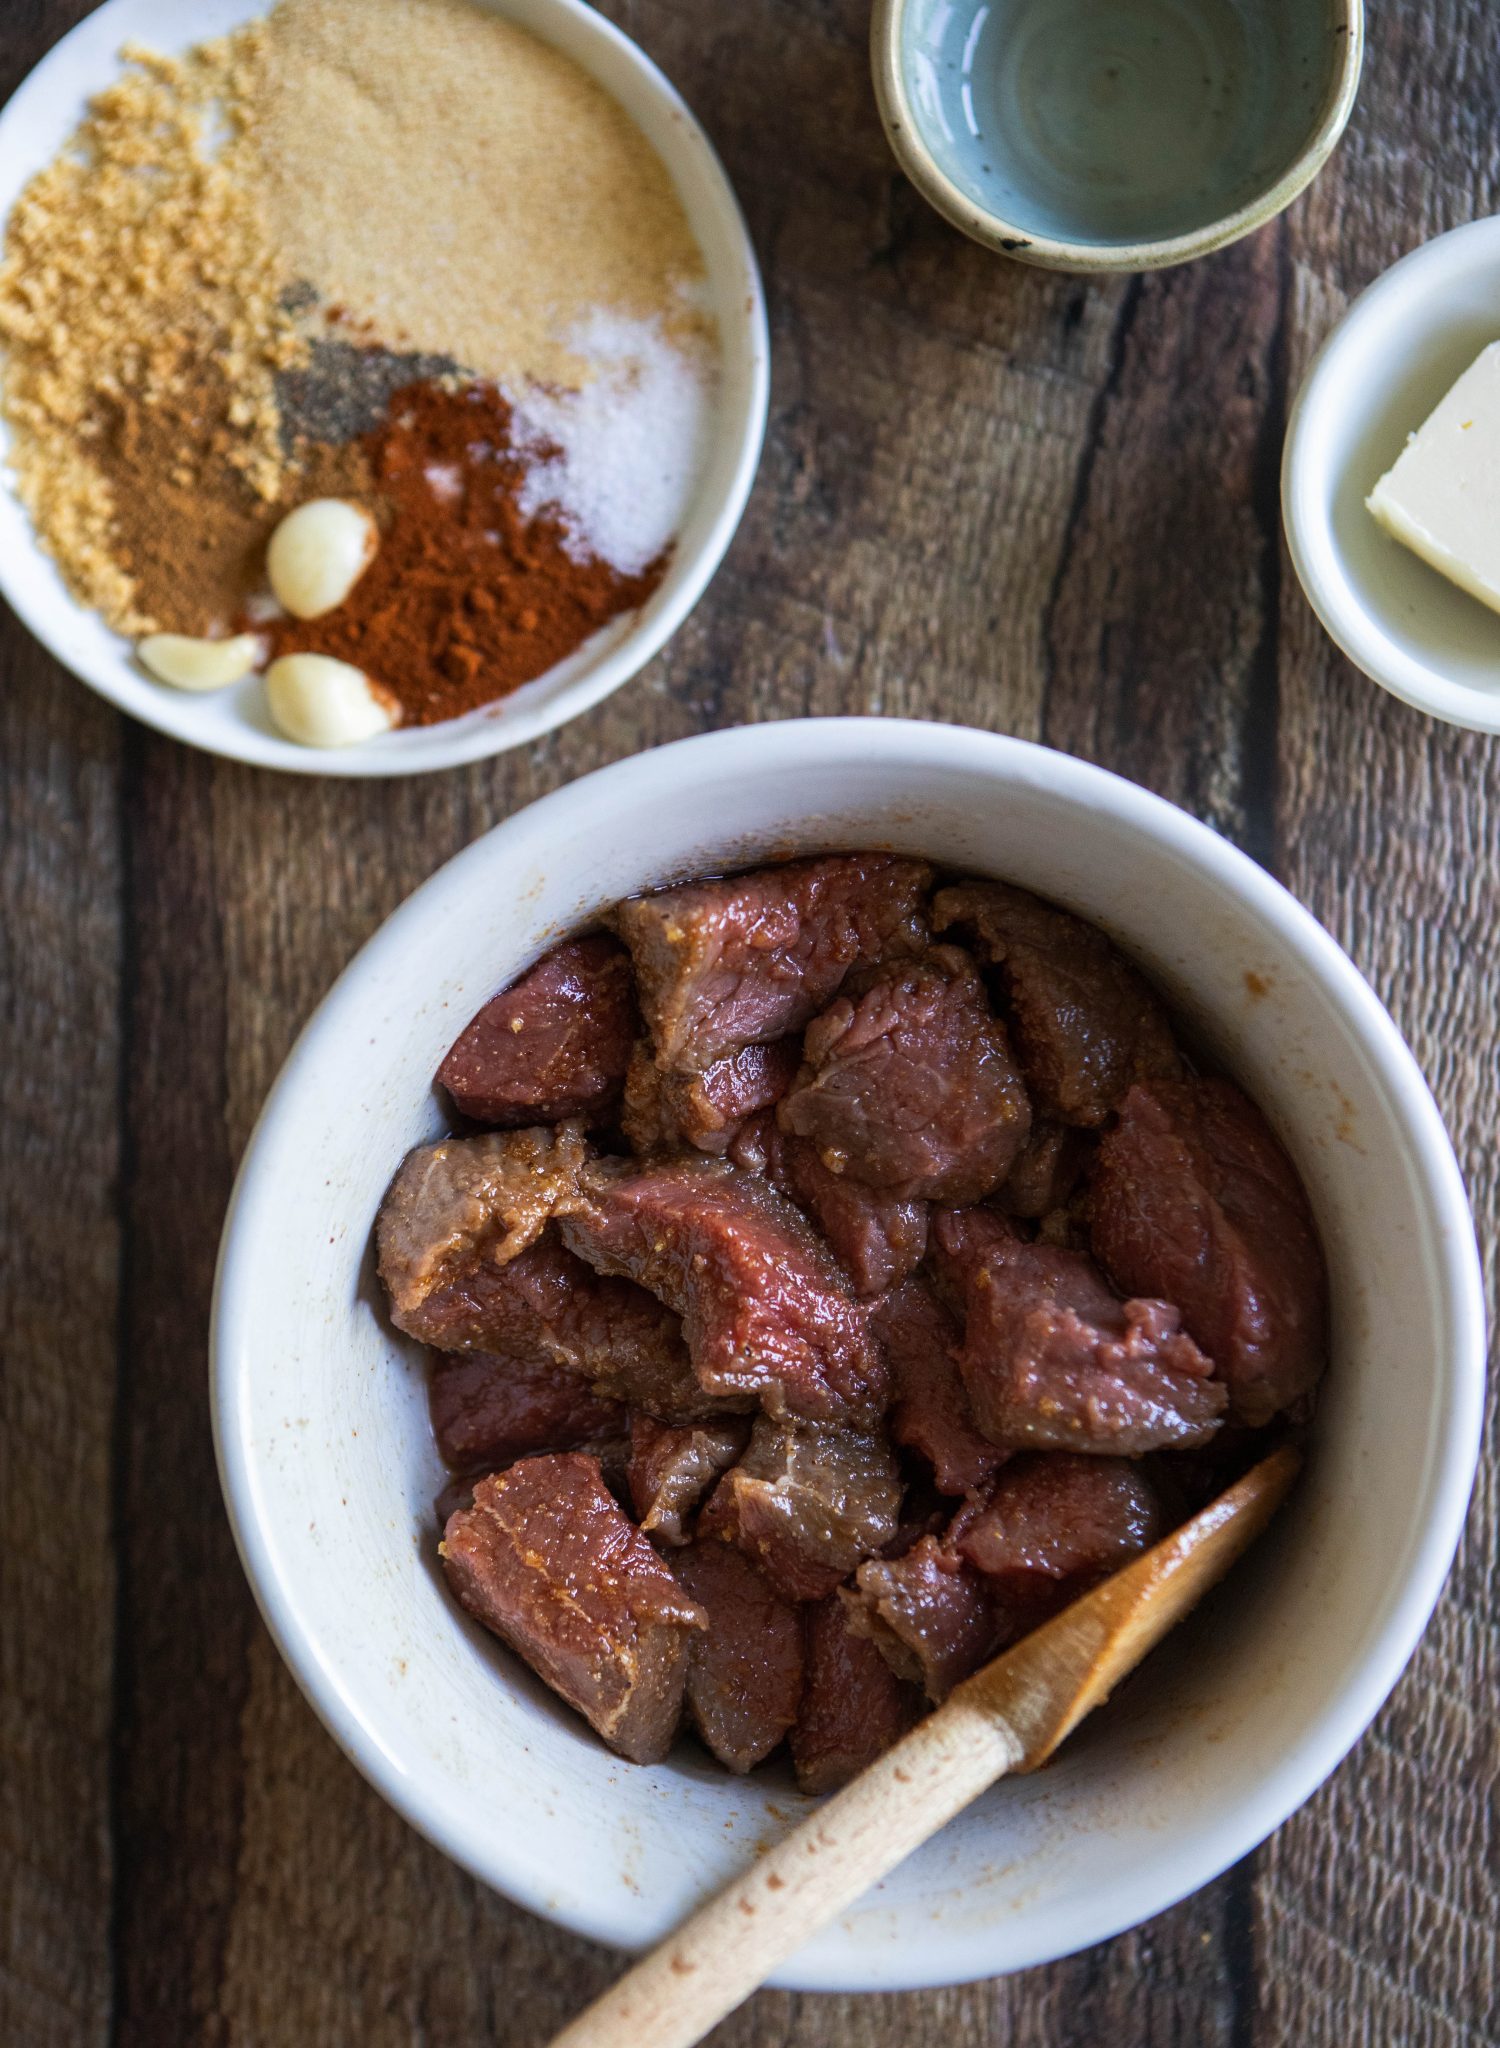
[[547, 1697, 1024, 2048]]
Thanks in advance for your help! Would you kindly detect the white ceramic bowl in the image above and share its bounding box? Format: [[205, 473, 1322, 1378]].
[[212, 719, 1484, 1986], [1283, 217, 1500, 732], [0, 0, 767, 776]]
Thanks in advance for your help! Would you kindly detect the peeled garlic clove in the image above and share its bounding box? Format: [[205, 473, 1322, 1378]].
[[266, 498, 379, 620], [265, 653, 398, 747], [137, 631, 264, 692]]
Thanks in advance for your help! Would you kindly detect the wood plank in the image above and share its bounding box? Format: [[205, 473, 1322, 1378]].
[[1040, 224, 1288, 860], [107, 741, 261, 2047], [0, 9, 125, 2041], [1264, 0, 1500, 2038], [0, 617, 122, 2048]]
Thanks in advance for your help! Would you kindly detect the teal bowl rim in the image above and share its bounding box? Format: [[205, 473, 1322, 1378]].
[[870, 0, 1364, 273]]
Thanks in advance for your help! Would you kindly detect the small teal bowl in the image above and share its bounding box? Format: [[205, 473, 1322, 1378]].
[[872, 0, 1363, 272]]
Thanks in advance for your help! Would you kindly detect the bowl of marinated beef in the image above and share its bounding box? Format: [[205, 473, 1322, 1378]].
[[213, 719, 1484, 1987]]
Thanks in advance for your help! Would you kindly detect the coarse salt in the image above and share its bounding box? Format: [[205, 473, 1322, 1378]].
[[511, 311, 712, 578]]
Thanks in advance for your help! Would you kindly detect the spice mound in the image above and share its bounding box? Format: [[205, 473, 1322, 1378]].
[[264, 381, 664, 726], [0, 0, 718, 745]]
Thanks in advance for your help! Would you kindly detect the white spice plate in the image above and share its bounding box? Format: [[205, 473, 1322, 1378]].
[[0, 0, 769, 775]]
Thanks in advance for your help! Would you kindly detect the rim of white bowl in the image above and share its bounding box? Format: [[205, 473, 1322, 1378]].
[[0, 0, 769, 777], [1283, 215, 1500, 734], [211, 719, 1486, 1985]]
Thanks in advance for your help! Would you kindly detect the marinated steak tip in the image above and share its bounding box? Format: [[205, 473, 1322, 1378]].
[[622, 1037, 800, 1158], [627, 1414, 752, 1546], [732, 1113, 930, 1297], [778, 945, 1032, 1203], [440, 1455, 707, 1766], [376, 1124, 587, 1344], [560, 1157, 888, 1424], [675, 1541, 804, 1773], [791, 1595, 922, 1794], [611, 854, 932, 1073], [701, 1413, 903, 1603], [428, 1347, 625, 1470], [931, 1207, 1227, 1456], [954, 1453, 1166, 1592], [934, 880, 1180, 1127], [876, 1277, 1007, 1499], [843, 1535, 1005, 1702], [438, 934, 637, 1127], [1088, 1078, 1328, 1427]]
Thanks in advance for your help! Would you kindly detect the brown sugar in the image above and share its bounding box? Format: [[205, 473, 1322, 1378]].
[[0, 28, 302, 633]]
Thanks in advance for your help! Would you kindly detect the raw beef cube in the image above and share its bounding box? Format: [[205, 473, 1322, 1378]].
[[997, 1118, 1094, 1219], [440, 1455, 707, 1764], [931, 1208, 1226, 1454], [622, 1038, 800, 1157], [390, 1203, 718, 1423], [954, 1453, 1165, 1598], [612, 855, 931, 1072], [429, 1348, 625, 1470], [842, 1536, 1004, 1702], [791, 1596, 921, 1794], [485, 1234, 728, 1422], [875, 1278, 1006, 1498], [674, 1541, 804, 1772], [779, 947, 1031, 1202], [1089, 1078, 1328, 1426], [437, 935, 637, 1126], [376, 1124, 587, 1343], [627, 1414, 752, 1545], [701, 1414, 903, 1601], [771, 1129, 928, 1296], [560, 1158, 886, 1423], [934, 881, 1179, 1126]]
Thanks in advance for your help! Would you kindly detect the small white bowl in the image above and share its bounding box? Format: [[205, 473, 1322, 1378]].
[[212, 718, 1484, 1988], [0, 0, 768, 776], [1283, 216, 1500, 732]]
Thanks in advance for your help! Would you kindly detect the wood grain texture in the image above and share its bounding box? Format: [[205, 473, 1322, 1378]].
[[0, 19, 122, 2048], [0, 0, 1496, 2043]]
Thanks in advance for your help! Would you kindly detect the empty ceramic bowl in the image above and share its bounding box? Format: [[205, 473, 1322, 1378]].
[[1283, 216, 1500, 733], [871, 0, 1363, 271]]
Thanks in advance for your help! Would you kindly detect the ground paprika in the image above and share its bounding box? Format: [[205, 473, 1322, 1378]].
[[261, 378, 666, 726]]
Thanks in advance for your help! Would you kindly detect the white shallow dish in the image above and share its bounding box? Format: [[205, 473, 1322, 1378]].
[[1283, 215, 1500, 732], [0, 0, 768, 776], [213, 719, 1484, 1987]]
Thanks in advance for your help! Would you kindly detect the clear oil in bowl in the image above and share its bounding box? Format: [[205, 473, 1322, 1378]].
[[902, 0, 1337, 249]]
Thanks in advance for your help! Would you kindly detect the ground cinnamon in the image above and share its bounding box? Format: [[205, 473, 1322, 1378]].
[[261, 380, 666, 726]]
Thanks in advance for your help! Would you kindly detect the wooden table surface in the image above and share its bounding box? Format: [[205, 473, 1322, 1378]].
[[3, 1, 1498, 2043]]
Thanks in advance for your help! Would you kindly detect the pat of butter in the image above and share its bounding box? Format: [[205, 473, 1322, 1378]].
[[1367, 343, 1500, 615]]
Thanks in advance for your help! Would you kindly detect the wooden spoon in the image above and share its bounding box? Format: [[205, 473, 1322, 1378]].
[[548, 1444, 1300, 2048]]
